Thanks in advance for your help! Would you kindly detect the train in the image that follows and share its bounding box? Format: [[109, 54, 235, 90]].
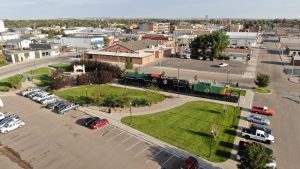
[[120, 72, 242, 103]]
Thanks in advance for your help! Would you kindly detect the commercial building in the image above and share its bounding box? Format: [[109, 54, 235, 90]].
[[5, 39, 32, 49], [280, 37, 300, 48], [3, 43, 60, 63], [54, 36, 104, 49], [229, 24, 244, 32], [84, 40, 175, 65], [138, 23, 170, 34], [0, 32, 20, 42], [226, 32, 260, 47]]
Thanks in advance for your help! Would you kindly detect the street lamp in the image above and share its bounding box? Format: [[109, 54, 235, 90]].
[[177, 64, 180, 97], [85, 88, 88, 97], [209, 130, 215, 159], [129, 102, 132, 125], [226, 69, 230, 85], [242, 62, 246, 75]]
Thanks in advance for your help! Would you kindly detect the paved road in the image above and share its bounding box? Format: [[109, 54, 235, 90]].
[[253, 41, 300, 169], [0, 55, 74, 79]]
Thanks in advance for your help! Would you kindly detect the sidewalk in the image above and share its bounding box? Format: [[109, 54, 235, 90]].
[[242, 49, 258, 79], [218, 90, 253, 169]]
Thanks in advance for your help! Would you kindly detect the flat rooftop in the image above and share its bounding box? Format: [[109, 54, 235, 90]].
[[86, 51, 153, 58]]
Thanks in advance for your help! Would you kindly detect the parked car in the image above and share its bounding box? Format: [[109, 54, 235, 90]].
[[28, 91, 44, 98], [90, 119, 108, 129], [32, 92, 49, 101], [218, 62, 229, 67], [84, 117, 101, 127], [0, 115, 20, 128], [252, 106, 275, 116], [35, 94, 54, 102], [0, 119, 25, 134], [0, 112, 5, 121], [250, 124, 272, 134], [47, 101, 64, 109], [21, 88, 40, 96], [241, 128, 274, 144], [41, 97, 57, 105], [259, 46, 266, 49], [57, 103, 78, 114], [247, 114, 270, 125], [180, 156, 199, 169]]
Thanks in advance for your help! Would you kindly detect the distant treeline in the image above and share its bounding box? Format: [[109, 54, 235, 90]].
[[3, 18, 300, 29]]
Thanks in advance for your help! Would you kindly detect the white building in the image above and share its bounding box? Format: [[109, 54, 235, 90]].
[[0, 20, 5, 33], [5, 39, 32, 49], [54, 36, 104, 49], [0, 32, 20, 42], [226, 32, 259, 47]]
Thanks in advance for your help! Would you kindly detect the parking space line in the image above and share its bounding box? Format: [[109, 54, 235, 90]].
[[121, 135, 132, 143], [125, 140, 141, 152], [134, 146, 149, 158], [159, 155, 174, 169], [145, 149, 163, 164], [105, 131, 124, 143]]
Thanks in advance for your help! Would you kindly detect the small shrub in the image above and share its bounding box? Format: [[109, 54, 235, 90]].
[[255, 73, 270, 88], [131, 98, 150, 107]]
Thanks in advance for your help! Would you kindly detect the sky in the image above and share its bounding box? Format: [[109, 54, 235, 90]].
[[0, 0, 299, 19]]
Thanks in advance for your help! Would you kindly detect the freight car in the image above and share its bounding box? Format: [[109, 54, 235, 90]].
[[121, 72, 241, 102]]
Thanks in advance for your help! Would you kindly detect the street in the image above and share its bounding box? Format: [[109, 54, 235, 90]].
[[253, 42, 300, 169]]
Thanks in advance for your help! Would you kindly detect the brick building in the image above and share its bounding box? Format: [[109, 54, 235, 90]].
[[84, 40, 175, 65]]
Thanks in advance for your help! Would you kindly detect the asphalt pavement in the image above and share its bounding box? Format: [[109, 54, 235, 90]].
[[253, 41, 300, 169]]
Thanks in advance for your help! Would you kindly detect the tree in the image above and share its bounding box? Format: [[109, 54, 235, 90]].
[[238, 143, 274, 169], [210, 30, 229, 59], [125, 58, 133, 70], [255, 73, 270, 88], [103, 36, 109, 46], [190, 34, 210, 57]]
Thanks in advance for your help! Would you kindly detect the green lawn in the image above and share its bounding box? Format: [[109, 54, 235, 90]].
[[240, 89, 247, 96], [24, 67, 54, 76], [55, 85, 166, 106], [122, 101, 241, 162], [253, 88, 272, 94], [0, 74, 24, 92]]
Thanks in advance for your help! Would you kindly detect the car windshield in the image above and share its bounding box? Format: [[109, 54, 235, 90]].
[[265, 133, 269, 137]]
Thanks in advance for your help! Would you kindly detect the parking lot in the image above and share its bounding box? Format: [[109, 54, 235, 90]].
[[152, 58, 247, 75], [0, 95, 184, 169]]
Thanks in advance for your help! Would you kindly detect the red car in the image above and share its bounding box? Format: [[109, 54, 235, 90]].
[[90, 119, 108, 129], [251, 106, 275, 116], [181, 156, 199, 169]]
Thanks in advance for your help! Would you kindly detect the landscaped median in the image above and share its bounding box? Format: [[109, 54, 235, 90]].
[[252, 87, 272, 94], [0, 67, 55, 91], [121, 101, 241, 162], [55, 85, 166, 107]]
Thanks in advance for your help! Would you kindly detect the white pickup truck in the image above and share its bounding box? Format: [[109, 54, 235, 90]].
[[241, 128, 275, 144]]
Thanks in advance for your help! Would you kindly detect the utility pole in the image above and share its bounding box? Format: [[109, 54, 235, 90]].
[[177, 64, 180, 97], [226, 69, 230, 85]]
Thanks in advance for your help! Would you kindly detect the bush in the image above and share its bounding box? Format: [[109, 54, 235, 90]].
[[255, 73, 270, 88], [103, 95, 131, 108], [131, 98, 150, 107], [125, 58, 133, 70], [7, 74, 23, 88]]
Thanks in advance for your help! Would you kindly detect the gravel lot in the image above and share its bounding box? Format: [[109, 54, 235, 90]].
[[0, 95, 184, 169], [153, 58, 248, 75]]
